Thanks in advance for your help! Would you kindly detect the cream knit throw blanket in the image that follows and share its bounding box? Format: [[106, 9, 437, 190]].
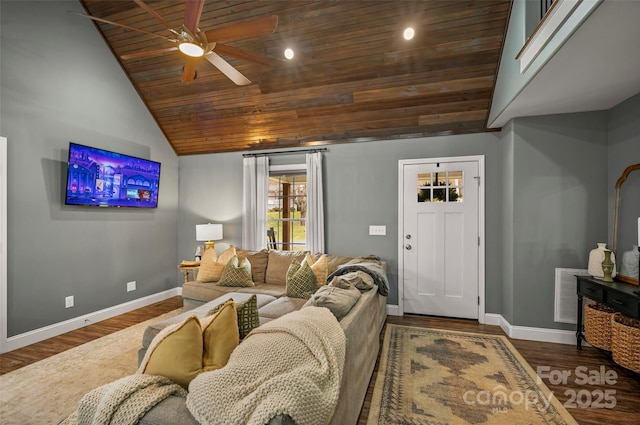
[[60, 374, 187, 425], [186, 306, 346, 425]]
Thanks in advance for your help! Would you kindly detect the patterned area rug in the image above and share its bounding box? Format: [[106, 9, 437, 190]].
[[0, 309, 181, 425], [368, 325, 578, 425]]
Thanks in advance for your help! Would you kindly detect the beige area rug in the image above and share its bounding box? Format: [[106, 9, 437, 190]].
[[0, 309, 181, 425], [368, 325, 578, 425]]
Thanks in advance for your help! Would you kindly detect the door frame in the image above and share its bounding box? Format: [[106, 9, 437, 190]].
[[397, 155, 486, 323], [0, 137, 6, 353]]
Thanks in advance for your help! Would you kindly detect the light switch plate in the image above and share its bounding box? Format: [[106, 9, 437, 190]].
[[369, 225, 386, 236]]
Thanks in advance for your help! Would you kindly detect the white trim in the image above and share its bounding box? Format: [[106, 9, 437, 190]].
[[386, 304, 401, 316], [3, 288, 181, 353], [397, 155, 485, 321], [269, 164, 305, 173], [0, 137, 6, 354], [518, 0, 582, 73], [484, 313, 576, 345]]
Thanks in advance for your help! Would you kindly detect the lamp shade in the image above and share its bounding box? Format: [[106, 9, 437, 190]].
[[196, 223, 223, 241]]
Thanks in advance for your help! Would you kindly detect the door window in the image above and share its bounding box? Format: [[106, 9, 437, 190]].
[[417, 171, 463, 203]]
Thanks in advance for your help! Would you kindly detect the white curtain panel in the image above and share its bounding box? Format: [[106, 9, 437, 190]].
[[242, 156, 269, 251], [306, 152, 325, 253]]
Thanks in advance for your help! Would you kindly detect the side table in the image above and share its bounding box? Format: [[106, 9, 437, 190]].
[[576, 275, 640, 350], [178, 262, 200, 283]]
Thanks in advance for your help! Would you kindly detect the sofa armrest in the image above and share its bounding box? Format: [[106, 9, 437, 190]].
[[266, 414, 296, 425]]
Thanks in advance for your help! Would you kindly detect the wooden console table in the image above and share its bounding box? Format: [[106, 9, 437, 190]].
[[576, 275, 640, 349]]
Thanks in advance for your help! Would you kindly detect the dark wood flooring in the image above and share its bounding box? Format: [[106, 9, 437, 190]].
[[2, 299, 638, 424], [0, 296, 184, 374]]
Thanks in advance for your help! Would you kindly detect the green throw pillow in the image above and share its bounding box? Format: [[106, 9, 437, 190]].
[[208, 295, 259, 339], [286, 259, 318, 299], [216, 255, 254, 287]]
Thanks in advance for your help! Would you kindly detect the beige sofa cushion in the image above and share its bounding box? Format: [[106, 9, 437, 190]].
[[265, 250, 307, 285], [315, 253, 355, 274], [237, 249, 269, 283], [197, 246, 236, 283], [304, 284, 361, 321], [304, 253, 329, 286]]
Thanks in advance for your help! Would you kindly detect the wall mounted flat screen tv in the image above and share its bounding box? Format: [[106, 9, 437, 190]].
[[65, 142, 161, 208]]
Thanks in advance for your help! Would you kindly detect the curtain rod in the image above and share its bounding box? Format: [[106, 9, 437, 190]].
[[242, 147, 327, 158]]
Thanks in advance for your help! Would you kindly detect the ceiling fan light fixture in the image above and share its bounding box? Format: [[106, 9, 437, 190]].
[[179, 42, 205, 57]]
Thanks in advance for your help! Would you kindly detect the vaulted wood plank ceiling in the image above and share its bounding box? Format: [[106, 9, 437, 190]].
[[80, 0, 511, 155]]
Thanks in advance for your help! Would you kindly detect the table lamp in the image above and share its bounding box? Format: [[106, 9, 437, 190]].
[[196, 223, 223, 252]]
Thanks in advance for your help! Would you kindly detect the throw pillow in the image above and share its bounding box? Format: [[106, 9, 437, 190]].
[[265, 250, 308, 285], [304, 253, 329, 286], [196, 245, 236, 283], [286, 259, 318, 299], [305, 284, 361, 321], [139, 315, 204, 388], [139, 305, 241, 388], [216, 255, 254, 287], [237, 249, 269, 283], [201, 300, 239, 371], [208, 294, 260, 339]]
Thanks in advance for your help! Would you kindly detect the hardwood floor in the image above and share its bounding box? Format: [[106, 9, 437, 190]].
[[0, 296, 183, 375], [2, 301, 638, 424], [357, 314, 640, 425]]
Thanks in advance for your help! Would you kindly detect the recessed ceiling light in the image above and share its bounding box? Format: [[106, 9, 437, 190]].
[[284, 48, 294, 60], [403, 27, 415, 41]]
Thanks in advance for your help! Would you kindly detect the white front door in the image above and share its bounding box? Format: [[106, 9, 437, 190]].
[[401, 158, 480, 319]]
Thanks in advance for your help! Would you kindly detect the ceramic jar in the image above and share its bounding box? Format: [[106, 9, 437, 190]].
[[588, 243, 617, 279]]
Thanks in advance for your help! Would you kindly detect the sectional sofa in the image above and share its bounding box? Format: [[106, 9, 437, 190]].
[[137, 248, 389, 425]]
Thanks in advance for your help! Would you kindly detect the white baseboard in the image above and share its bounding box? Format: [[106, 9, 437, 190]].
[[4, 288, 182, 353], [484, 313, 576, 345], [386, 304, 400, 316]]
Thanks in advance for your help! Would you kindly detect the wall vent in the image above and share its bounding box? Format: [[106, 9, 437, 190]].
[[554, 268, 590, 324]]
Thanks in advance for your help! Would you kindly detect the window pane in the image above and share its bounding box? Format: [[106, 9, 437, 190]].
[[448, 170, 463, 186], [268, 172, 307, 251], [451, 188, 462, 202], [433, 188, 446, 202], [418, 172, 431, 187]]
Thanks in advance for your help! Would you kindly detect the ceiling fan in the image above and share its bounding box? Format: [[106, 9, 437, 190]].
[[79, 0, 282, 85]]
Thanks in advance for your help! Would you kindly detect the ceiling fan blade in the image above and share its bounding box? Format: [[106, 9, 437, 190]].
[[75, 13, 176, 42], [121, 47, 179, 60], [184, 0, 205, 32], [204, 15, 278, 43], [214, 43, 284, 68], [182, 57, 199, 83], [204, 52, 251, 86], [132, 0, 175, 31]]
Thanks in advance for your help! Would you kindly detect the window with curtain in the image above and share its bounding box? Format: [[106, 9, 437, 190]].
[[243, 152, 324, 253], [268, 166, 307, 251]]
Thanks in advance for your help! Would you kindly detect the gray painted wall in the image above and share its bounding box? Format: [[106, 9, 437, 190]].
[[1, 1, 179, 336], [178, 134, 506, 308], [509, 111, 609, 329], [607, 93, 640, 269]]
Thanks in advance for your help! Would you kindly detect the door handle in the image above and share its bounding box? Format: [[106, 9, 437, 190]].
[[405, 244, 412, 250]]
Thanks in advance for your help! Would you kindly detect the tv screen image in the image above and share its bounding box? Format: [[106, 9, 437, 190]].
[[65, 142, 161, 208]]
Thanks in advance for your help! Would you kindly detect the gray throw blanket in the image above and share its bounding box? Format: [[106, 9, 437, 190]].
[[327, 255, 389, 296]]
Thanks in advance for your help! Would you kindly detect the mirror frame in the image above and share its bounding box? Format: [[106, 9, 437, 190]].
[[612, 163, 640, 285]]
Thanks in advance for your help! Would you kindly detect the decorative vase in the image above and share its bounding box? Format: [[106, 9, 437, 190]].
[[619, 245, 639, 278], [602, 250, 615, 282], [588, 243, 617, 279]]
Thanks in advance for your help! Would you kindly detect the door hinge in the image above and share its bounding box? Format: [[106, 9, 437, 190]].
[[478, 236, 480, 246], [474, 175, 480, 186], [478, 296, 480, 306]]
